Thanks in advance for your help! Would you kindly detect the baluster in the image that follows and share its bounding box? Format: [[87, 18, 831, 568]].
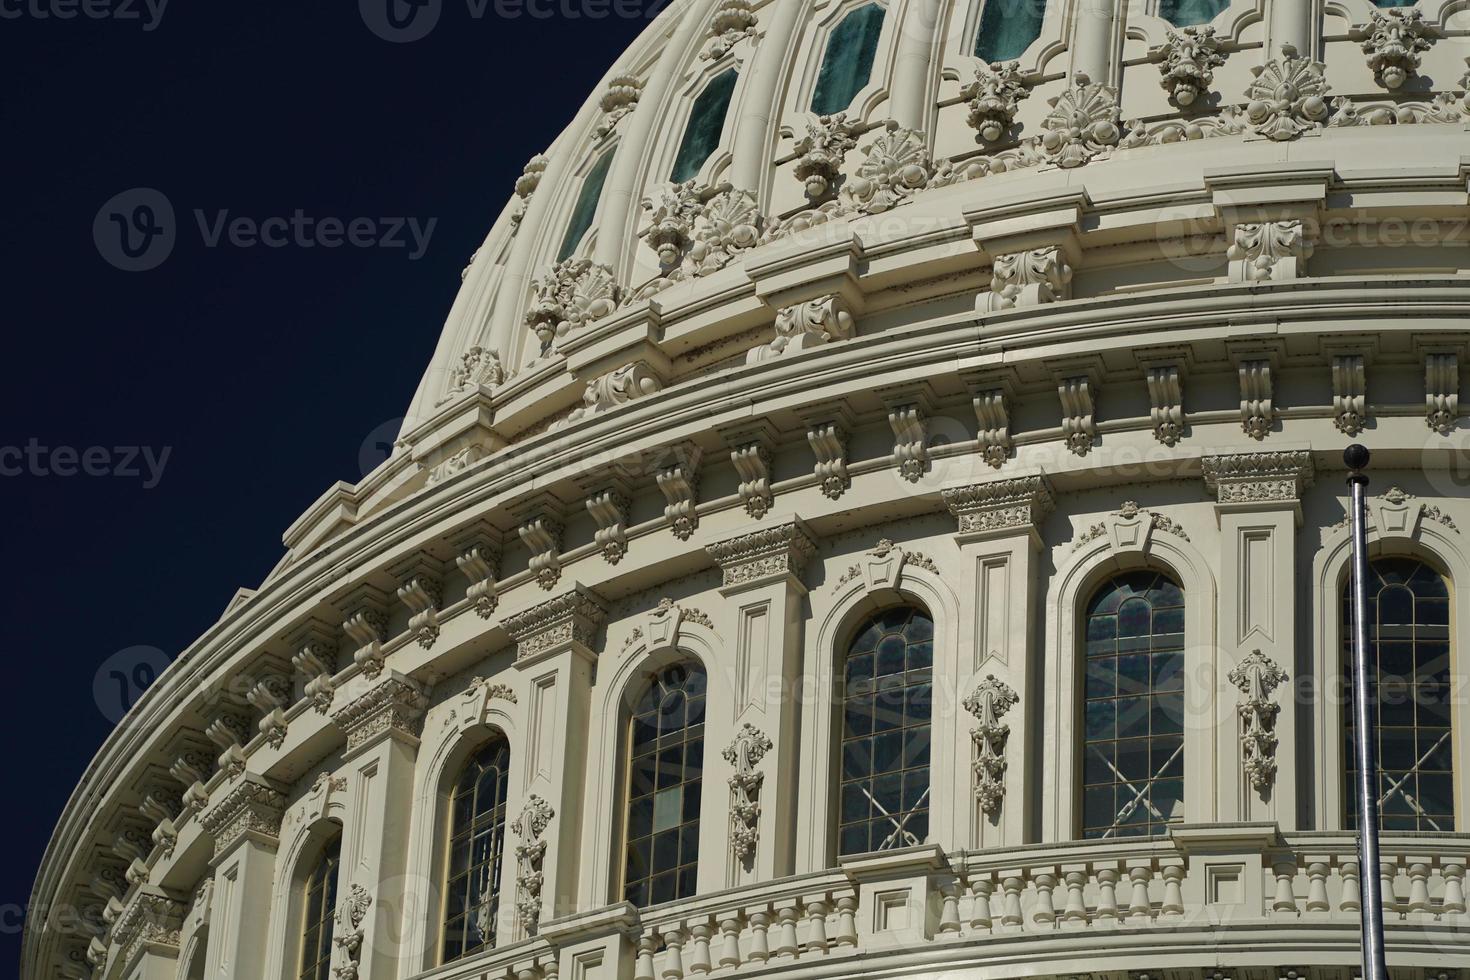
[[1340, 861, 1361, 913], [1407, 862, 1432, 914], [938, 884, 962, 934], [773, 905, 800, 958], [1062, 870, 1088, 925], [1160, 864, 1185, 917], [834, 895, 859, 947], [969, 878, 994, 930], [717, 917, 742, 968], [1305, 862, 1331, 912], [661, 928, 686, 980], [543, 955, 560, 980], [1001, 876, 1025, 926], [1442, 862, 1467, 915], [1380, 862, 1398, 916], [635, 932, 658, 980], [747, 909, 771, 962], [1031, 872, 1058, 926], [805, 899, 830, 952], [687, 923, 712, 975], [1094, 868, 1120, 920], [1126, 866, 1153, 919], [1272, 860, 1299, 913]]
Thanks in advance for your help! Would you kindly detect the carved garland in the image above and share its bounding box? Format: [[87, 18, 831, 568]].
[[723, 723, 772, 861]]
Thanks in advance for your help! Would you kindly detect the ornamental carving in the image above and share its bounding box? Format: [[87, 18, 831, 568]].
[[807, 418, 850, 499], [1332, 353, 1367, 436], [702, 0, 758, 60], [1039, 73, 1120, 169], [512, 795, 555, 931], [455, 537, 501, 619], [200, 777, 286, 858], [706, 521, 817, 588], [792, 113, 859, 203], [1146, 364, 1184, 447], [942, 475, 1056, 536], [748, 293, 855, 363], [841, 121, 936, 214], [1228, 650, 1288, 791], [971, 386, 1011, 467], [1244, 45, 1331, 141], [988, 245, 1072, 309], [503, 586, 608, 663], [1118, 500, 1191, 540], [524, 258, 622, 350], [1119, 106, 1247, 146], [966, 61, 1029, 143], [593, 74, 643, 141], [656, 443, 702, 541], [558, 361, 664, 428], [586, 487, 630, 564], [1237, 359, 1275, 439], [1426, 352, 1459, 435], [1228, 220, 1312, 283], [509, 154, 548, 232], [1202, 450, 1314, 503], [635, 182, 763, 295], [963, 675, 1018, 816], [333, 884, 371, 980], [423, 443, 486, 487], [1059, 375, 1097, 456], [330, 677, 428, 753], [112, 892, 184, 968], [723, 723, 772, 860], [1156, 27, 1225, 108], [440, 345, 505, 404], [1329, 93, 1467, 127], [291, 627, 339, 715], [1359, 8, 1432, 90]]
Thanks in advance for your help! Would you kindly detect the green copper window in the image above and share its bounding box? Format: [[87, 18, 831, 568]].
[[442, 737, 511, 962], [1081, 571, 1186, 839], [299, 836, 340, 980], [839, 607, 933, 856], [811, 4, 886, 116], [557, 151, 615, 261], [1158, 0, 1226, 26], [622, 662, 706, 908], [670, 70, 738, 183], [1344, 557, 1454, 832], [974, 0, 1046, 63]]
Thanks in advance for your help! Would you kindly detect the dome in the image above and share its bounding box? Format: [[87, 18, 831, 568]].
[[26, 0, 1470, 977]]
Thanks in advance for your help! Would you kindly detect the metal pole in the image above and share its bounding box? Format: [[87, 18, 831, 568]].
[[1345, 444, 1388, 980]]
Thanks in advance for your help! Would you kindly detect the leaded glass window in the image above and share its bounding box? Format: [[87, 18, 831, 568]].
[[442, 737, 511, 962], [299, 836, 340, 980], [810, 3, 886, 116], [557, 150, 615, 261], [1081, 571, 1186, 838], [670, 70, 738, 183], [974, 0, 1046, 63], [1344, 557, 1454, 831], [623, 662, 706, 908], [839, 607, 933, 856], [1158, 0, 1226, 26]]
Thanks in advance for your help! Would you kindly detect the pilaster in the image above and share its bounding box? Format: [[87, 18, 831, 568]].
[[110, 888, 185, 980], [199, 774, 285, 980]]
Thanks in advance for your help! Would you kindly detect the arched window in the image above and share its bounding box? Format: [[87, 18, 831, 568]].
[[671, 70, 738, 183], [299, 836, 340, 980], [974, 0, 1046, 63], [622, 662, 706, 908], [442, 737, 511, 962], [1157, 0, 1226, 26], [810, 3, 886, 116], [557, 150, 615, 261], [1081, 571, 1185, 838], [1343, 557, 1454, 831], [839, 606, 933, 856]]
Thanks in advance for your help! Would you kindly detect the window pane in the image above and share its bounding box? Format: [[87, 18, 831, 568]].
[[671, 70, 738, 182], [1158, 0, 1226, 26], [556, 150, 614, 261], [442, 737, 511, 962], [299, 837, 340, 980], [975, 0, 1046, 62], [811, 4, 886, 115]]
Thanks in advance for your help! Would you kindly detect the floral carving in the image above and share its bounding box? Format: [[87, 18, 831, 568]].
[[963, 675, 1018, 816], [593, 74, 643, 141], [1329, 93, 1466, 127], [1039, 73, 1120, 168], [512, 795, 555, 932], [988, 245, 1072, 309], [635, 182, 762, 295], [1244, 45, 1331, 141], [966, 61, 1029, 143], [748, 293, 855, 363], [523, 258, 621, 350], [702, 0, 758, 60], [723, 723, 772, 861], [1359, 8, 1432, 90], [1228, 220, 1311, 283], [440, 345, 505, 404], [558, 361, 664, 428], [841, 121, 935, 214], [1156, 27, 1225, 108], [1120, 106, 1247, 146], [792, 113, 859, 203], [1228, 650, 1288, 791], [509, 154, 548, 232], [332, 884, 371, 980]]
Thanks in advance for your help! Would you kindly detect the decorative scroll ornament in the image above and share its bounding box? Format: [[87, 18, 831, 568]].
[[1039, 73, 1120, 169], [1359, 8, 1432, 90], [1426, 352, 1459, 435], [1332, 353, 1367, 436], [558, 361, 664, 428], [841, 121, 936, 214], [512, 795, 555, 932], [1228, 650, 1288, 791], [963, 675, 1018, 816], [1156, 26, 1225, 108], [723, 723, 773, 861], [1329, 93, 1467, 127], [523, 258, 621, 349], [748, 293, 854, 363], [792, 112, 860, 203], [966, 61, 1029, 143], [1120, 105, 1247, 146], [593, 74, 643, 141], [701, 0, 758, 61], [1228, 220, 1312, 283], [988, 245, 1072, 309], [509, 154, 548, 232], [1244, 45, 1331, 141], [440, 345, 505, 404], [635, 182, 763, 295], [332, 884, 371, 980]]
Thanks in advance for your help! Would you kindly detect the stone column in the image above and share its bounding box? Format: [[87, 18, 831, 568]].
[[729, 0, 806, 193], [109, 889, 185, 980], [942, 475, 1054, 850], [1202, 450, 1314, 829], [504, 585, 609, 934], [890, 0, 942, 131], [199, 774, 287, 980], [329, 672, 428, 979], [706, 520, 817, 884], [1069, 0, 1119, 86]]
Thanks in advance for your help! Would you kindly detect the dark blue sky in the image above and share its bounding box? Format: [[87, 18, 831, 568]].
[[0, 0, 651, 962]]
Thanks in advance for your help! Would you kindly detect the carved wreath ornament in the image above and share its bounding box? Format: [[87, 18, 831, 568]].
[[1228, 650, 1288, 791]]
